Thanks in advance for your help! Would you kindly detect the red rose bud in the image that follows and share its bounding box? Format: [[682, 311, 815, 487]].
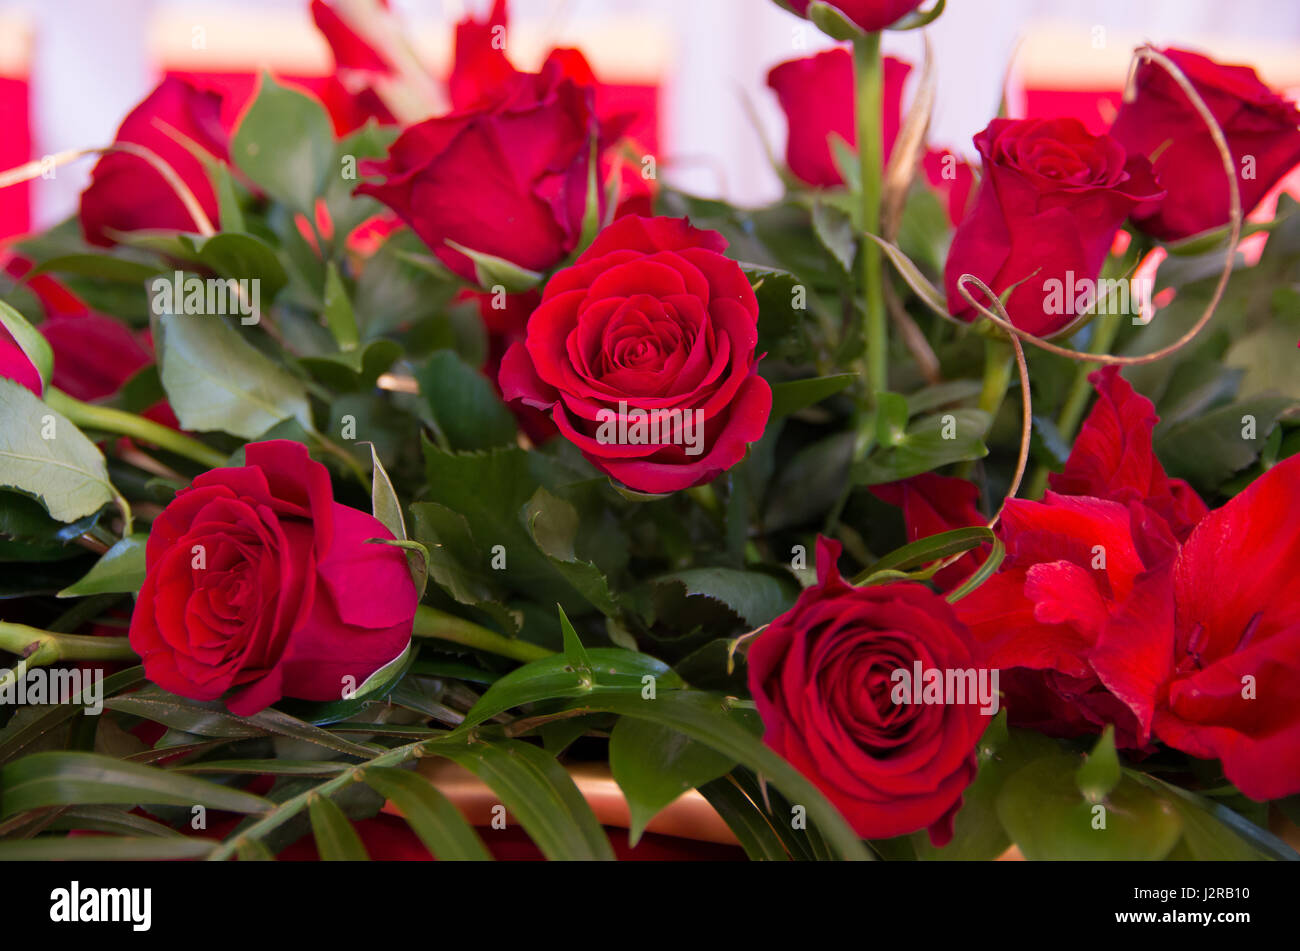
[[498, 215, 771, 494], [784, 0, 927, 33], [128, 440, 417, 716], [356, 51, 601, 284], [748, 537, 990, 845], [944, 117, 1164, 337], [1110, 47, 1300, 241], [80, 77, 230, 247], [767, 49, 911, 188]]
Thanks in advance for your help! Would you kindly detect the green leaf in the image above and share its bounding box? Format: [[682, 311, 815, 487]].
[[875, 391, 910, 447], [890, 0, 946, 30], [419, 442, 592, 611], [158, 313, 312, 439], [743, 264, 805, 357], [1075, 725, 1121, 802], [865, 232, 949, 320], [231, 72, 335, 214], [463, 648, 682, 729], [0, 837, 217, 861], [103, 694, 268, 739], [0, 751, 271, 817], [324, 121, 396, 240], [806, 0, 864, 38], [525, 489, 619, 617], [610, 717, 735, 844], [855, 408, 990, 484], [416, 350, 517, 451], [650, 568, 794, 629], [944, 538, 1005, 602], [440, 739, 614, 860], [768, 374, 856, 418], [811, 201, 856, 272], [195, 232, 289, 305], [995, 754, 1182, 860], [562, 690, 872, 860], [0, 667, 146, 765], [0, 379, 116, 523], [1130, 773, 1299, 861], [174, 760, 349, 777], [57, 533, 147, 597], [322, 260, 359, 350], [308, 793, 369, 860], [556, 603, 594, 670], [205, 158, 246, 233], [244, 707, 379, 759], [1156, 395, 1296, 494], [369, 443, 406, 541], [363, 766, 491, 860], [852, 526, 993, 584], [913, 713, 1058, 861], [698, 776, 792, 860], [49, 805, 185, 838], [445, 240, 544, 293], [0, 300, 53, 387]]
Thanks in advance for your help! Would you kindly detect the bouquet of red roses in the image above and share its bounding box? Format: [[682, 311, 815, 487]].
[[1, 0, 1297, 865]]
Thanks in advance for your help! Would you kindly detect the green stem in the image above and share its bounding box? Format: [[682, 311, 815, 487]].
[[1025, 314, 1123, 497], [855, 31, 886, 404], [956, 335, 1014, 480], [208, 737, 430, 861], [411, 605, 553, 664], [46, 387, 227, 470], [0, 621, 137, 688], [827, 31, 885, 538]]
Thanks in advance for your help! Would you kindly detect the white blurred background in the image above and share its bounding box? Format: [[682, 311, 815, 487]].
[[1, 0, 1299, 228]]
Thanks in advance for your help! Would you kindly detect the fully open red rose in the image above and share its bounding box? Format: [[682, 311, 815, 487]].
[[129, 440, 416, 716], [785, 0, 926, 33], [80, 77, 230, 247], [945, 118, 1164, 336], [498, 215, 771, 494], [1110, 47, 1300, 241], [748, 537, 987, 845], [767, 49, 911, 188]]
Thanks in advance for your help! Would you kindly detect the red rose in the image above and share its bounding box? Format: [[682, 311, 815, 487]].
[[923, 147, 977, 225], [1110, 47, 1300, 241], [784, 0, 927, 33], [748, 537, 987, 845], [498, 215, 771, 494], [357, 52, 599, 283], [944, 118, 1164, 337], [80, 77, 230, 247], [129, 440, 416, 715], [767, 49, 911, 188], [0, 324, 42, 396], [310, 0, 398, 135]]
